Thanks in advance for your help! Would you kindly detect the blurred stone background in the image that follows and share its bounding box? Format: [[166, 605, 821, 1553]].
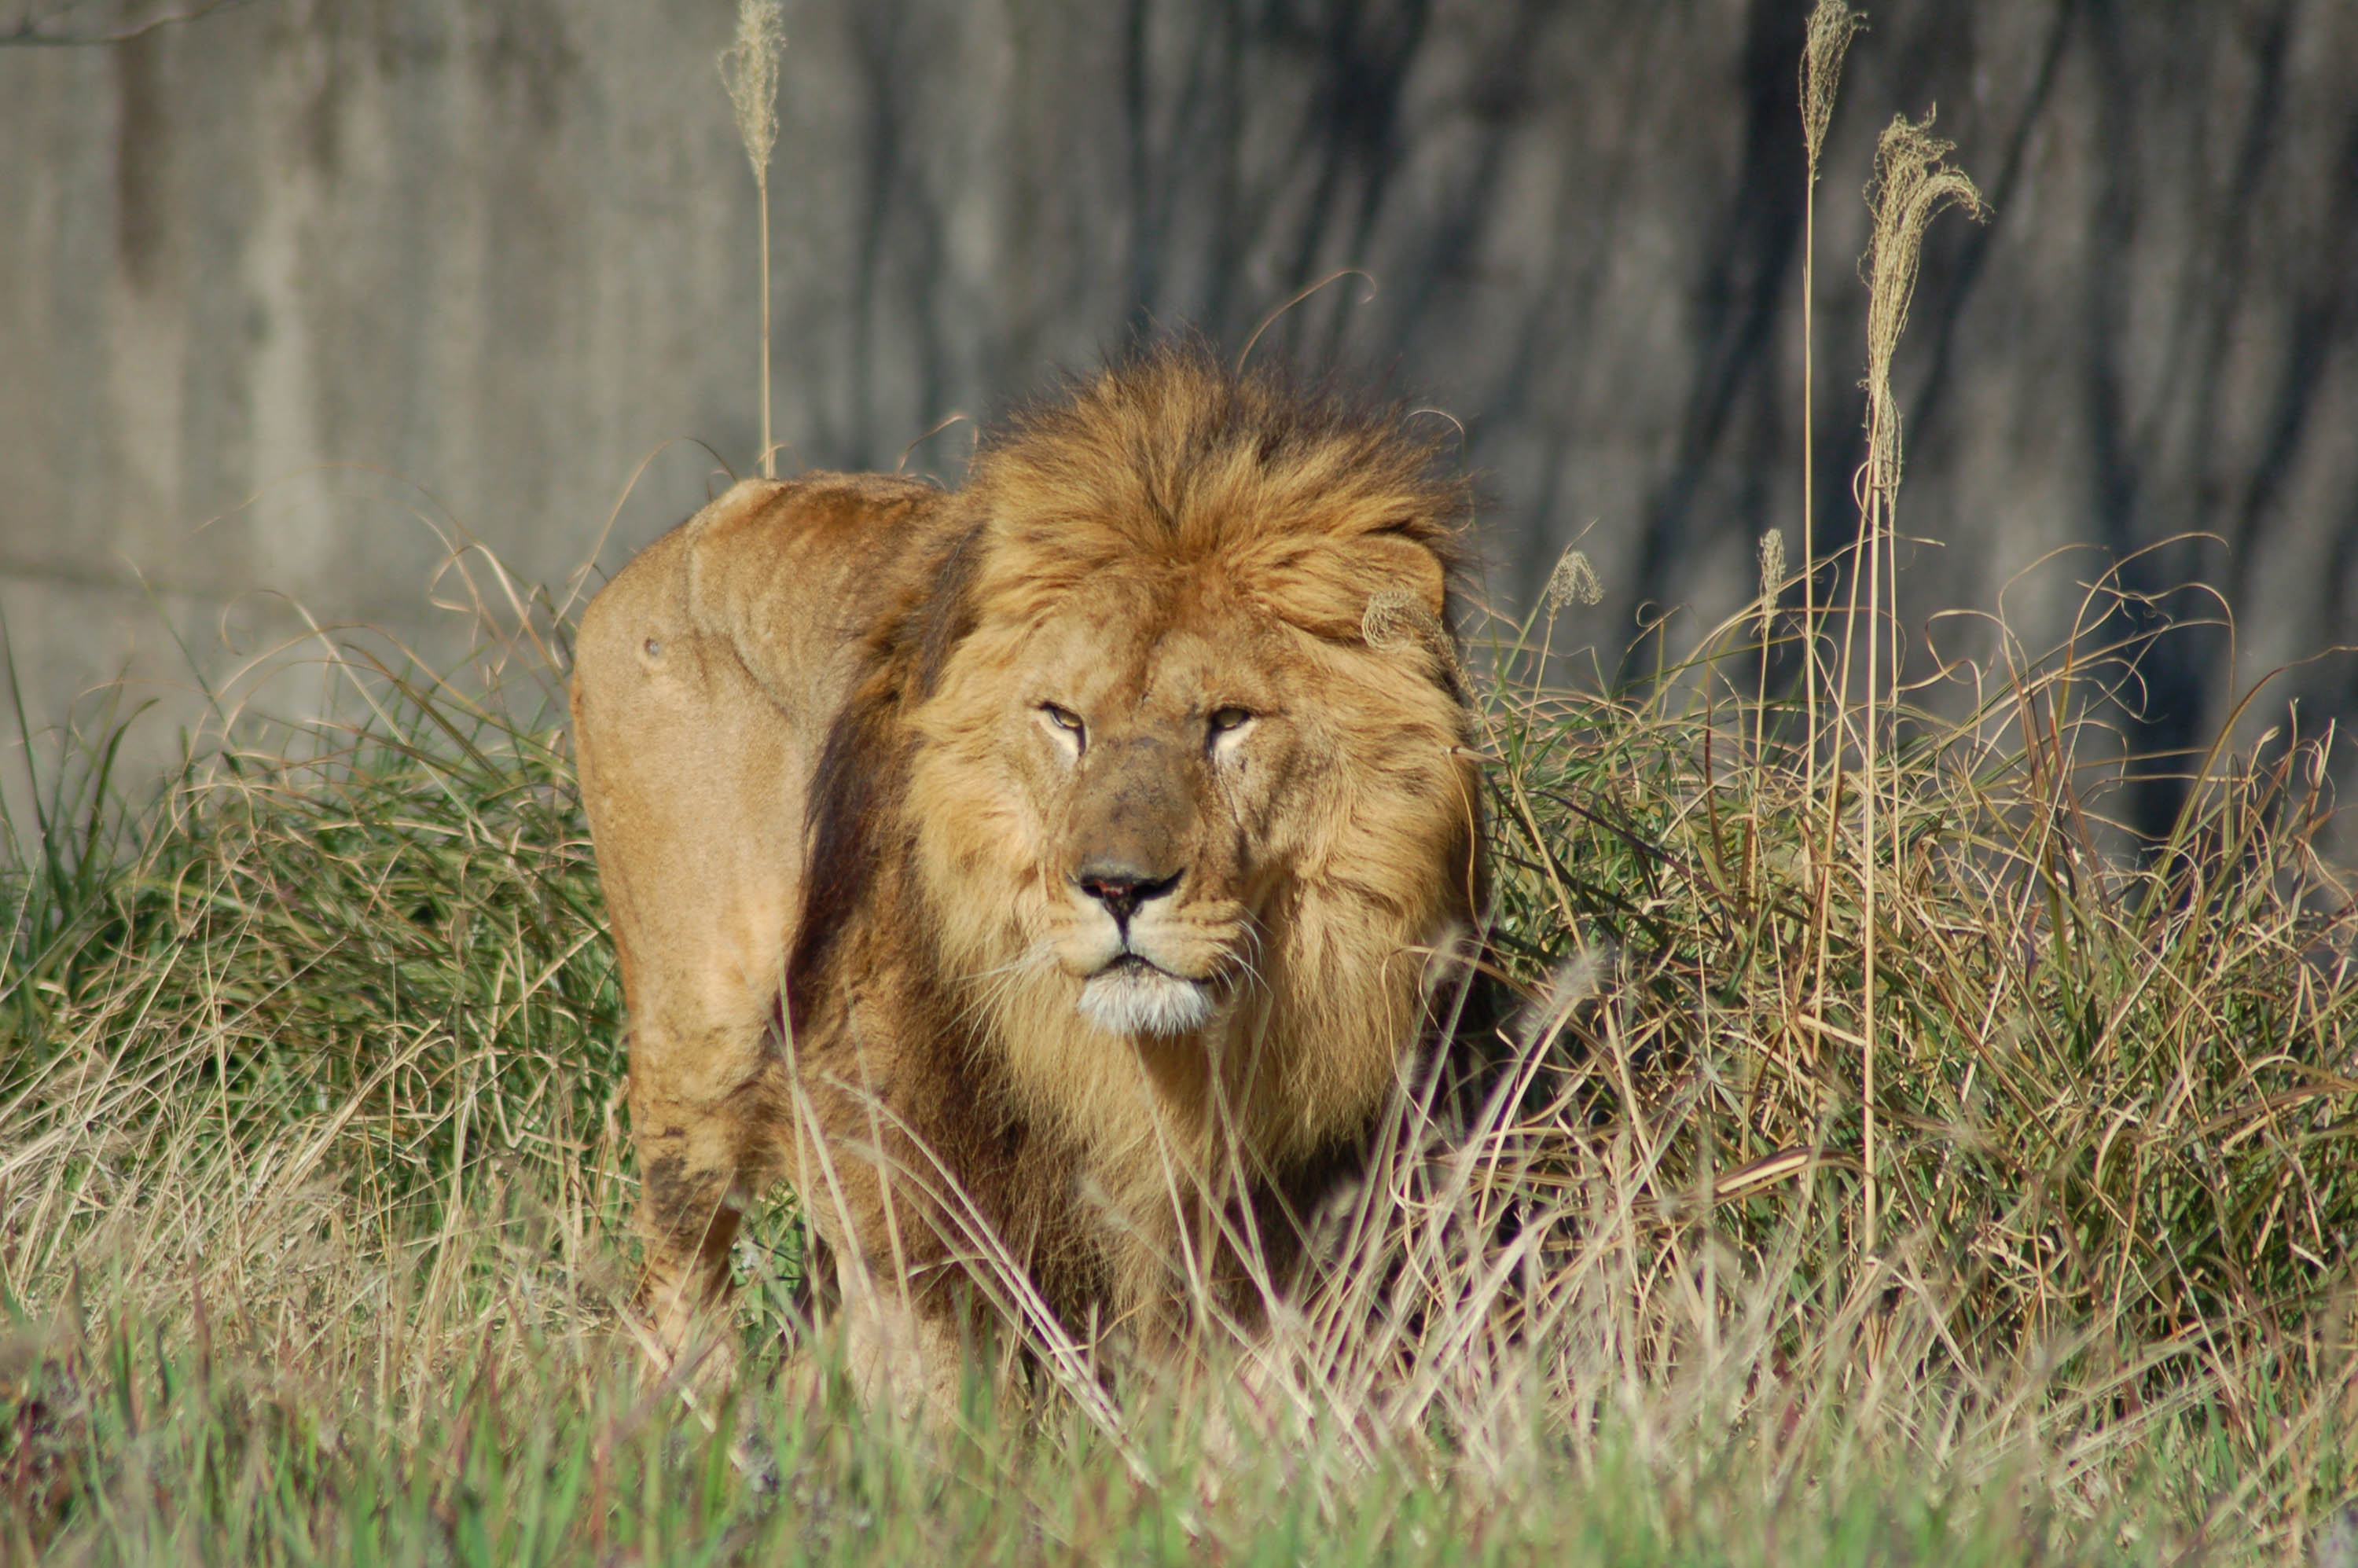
[[2, 0, 2355, 839]]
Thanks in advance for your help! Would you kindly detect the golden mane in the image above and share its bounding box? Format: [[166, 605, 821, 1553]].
[[963, 347, 1467, 637]]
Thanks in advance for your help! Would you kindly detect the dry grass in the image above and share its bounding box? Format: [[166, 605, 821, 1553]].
[[721, 0, 786, 480], [3, 9, 2354, 1556], [0, 529, 2352, 1560]]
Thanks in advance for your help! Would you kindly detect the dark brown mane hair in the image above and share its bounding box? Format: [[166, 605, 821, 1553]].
[[784, 520, 981, 1022]]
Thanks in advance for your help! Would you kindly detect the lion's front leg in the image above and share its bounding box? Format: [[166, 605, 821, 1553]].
[[630, 1075, 773, 1387], [832, 1249, 968, 1425], [783, 1073, 975, 1428]]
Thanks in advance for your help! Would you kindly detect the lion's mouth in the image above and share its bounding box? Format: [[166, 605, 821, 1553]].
[[1078, 954, 1218, 1037]]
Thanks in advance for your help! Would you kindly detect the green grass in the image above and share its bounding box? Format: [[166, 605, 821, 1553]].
[[15, 5, 2338, 1555], [19, 1, 2345, 1553], [1, 557, 2353, 1565]]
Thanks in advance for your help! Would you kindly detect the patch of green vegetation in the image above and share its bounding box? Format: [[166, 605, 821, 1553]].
[[0, 568, 2351, 1562], [20, 0, 2345, 1555]]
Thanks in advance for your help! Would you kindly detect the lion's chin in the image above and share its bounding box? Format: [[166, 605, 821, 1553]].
[[1076, 959, 1216, 1038]]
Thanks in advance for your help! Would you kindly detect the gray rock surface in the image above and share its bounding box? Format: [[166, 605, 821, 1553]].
[[4, 0, 2353, 837]]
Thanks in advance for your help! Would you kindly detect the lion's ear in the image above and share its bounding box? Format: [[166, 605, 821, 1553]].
[[1233, 524, 1449, 643], [1361, 589, 1446, 653], [1357, 527, 1450, 620]]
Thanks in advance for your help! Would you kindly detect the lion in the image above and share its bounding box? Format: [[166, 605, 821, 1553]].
[[569, 344, 1484, 1413]]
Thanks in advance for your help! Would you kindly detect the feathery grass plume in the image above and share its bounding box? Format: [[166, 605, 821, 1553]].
[[1846, 110, 1985, 1249], [1755, 529, 1786, 640], [1527, 543, 1602, 689], [1797, 2, 1864, 799], [1512, 946, 1606, 1052], [1754, 529, 1786, 764], [1860, 113, 1985, 495], [720, 0, 786, 479], [1544, 546, 1604, 611], [1802, 2, 1865, 172]]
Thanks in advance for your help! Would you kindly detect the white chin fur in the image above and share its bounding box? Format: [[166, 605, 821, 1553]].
[[1078, 965, 1215, 1037]]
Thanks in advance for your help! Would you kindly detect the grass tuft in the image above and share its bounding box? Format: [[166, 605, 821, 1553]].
[[0, 541, 2351, 1559], [2, 14, 2352, 1554]]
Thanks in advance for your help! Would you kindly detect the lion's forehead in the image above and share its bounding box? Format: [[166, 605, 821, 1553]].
[[1018, 598, 1287, 714]]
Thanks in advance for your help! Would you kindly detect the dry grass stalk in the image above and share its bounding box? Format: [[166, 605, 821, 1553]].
[[1847, 110, 1985, 1248], [1756, 529, 1785, 763], [720, 0, 786, 479], [1794, 2, 1861, 1230], [1798, 0, 1864, 799]]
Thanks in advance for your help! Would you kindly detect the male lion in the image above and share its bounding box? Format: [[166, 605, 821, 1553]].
[[570, 346, 1483, 1412]]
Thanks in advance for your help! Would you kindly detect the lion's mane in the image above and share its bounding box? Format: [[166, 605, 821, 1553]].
[[784, 347, 1482, 1331]]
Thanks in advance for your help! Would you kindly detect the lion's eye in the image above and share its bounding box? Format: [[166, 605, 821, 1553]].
[[1040, 703, 1087, 749], [1207, 707, 1253, 736]]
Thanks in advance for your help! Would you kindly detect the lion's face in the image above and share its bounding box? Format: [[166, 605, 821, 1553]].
[[907, 527, 1478, 1074], [891, 355, 1482, 1162], [913, 560, 1472, 1053], [1008, 584, 1295, 1038]]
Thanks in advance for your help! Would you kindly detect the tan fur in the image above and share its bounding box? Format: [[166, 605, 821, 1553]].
[[571, 347, 1482, 1413]]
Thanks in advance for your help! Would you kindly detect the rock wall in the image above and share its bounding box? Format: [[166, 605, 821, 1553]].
[[4, 0, 2354, 834]]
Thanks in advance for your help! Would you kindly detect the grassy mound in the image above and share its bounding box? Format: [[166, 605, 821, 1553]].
[[17, 2, 2338, 1556], [0, 569, 2352, 1564]]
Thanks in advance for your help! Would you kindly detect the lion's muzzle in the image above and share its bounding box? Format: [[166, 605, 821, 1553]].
[[1070, 861, 1220, 1037], [1060, 734, 1235, 1037], [1078, 956, 1217, 1037]]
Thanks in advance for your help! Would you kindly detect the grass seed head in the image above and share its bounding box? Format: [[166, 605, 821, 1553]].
[[720, 0, 784, 181], [1861, 112, 1987, 488], [1756, 529, 1787, 636], [1544, 546, 1604, 611], [1802, 0, 1866, 176]]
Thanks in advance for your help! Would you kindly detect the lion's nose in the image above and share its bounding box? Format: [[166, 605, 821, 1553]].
[[1074, 863, 1181, 932]]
